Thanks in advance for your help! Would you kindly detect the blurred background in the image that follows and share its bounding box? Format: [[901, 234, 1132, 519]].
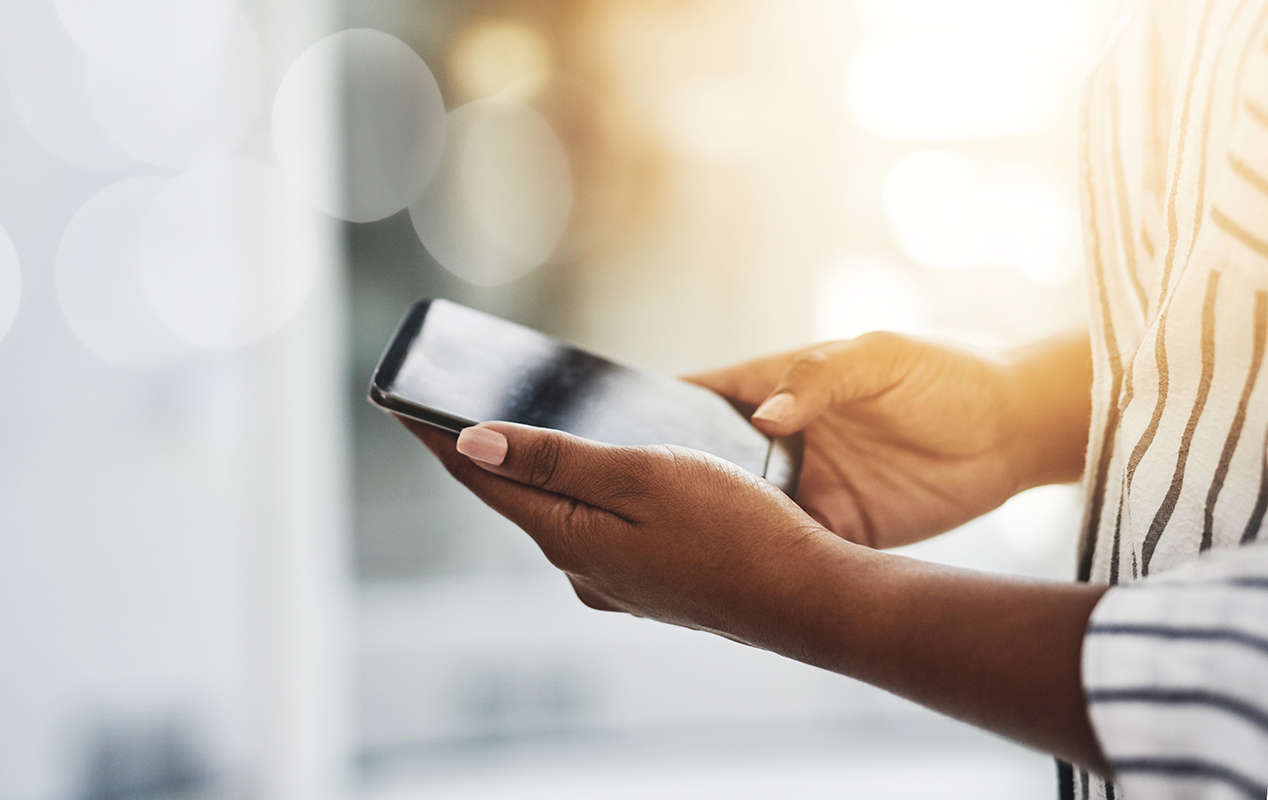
[[0, 0, 1110, 798]]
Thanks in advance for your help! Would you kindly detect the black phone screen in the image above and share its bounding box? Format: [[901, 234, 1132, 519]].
[[369, 299, 800, 495]]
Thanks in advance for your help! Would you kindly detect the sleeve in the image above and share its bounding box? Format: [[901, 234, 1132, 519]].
[[1082, 540, 1268, 799]]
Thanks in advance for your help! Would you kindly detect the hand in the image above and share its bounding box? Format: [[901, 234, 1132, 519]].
[[399, 413, 1109, 776], [688, 331, 1092, 549], [401, 417, 832, 642]]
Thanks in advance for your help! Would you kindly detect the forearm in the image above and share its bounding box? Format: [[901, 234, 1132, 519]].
[[1005, 329, 1093, 488], [421, 404, 1111, 773], [723, 531, 1110, 775]]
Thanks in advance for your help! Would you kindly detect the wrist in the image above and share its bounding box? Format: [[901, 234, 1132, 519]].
[[1001, 331, 1093, 489], [758, 535, 1110, 773]]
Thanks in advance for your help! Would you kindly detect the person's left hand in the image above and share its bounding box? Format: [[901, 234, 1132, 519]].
[[400, 417, 835, 643], [398, 417, 1113, 777]]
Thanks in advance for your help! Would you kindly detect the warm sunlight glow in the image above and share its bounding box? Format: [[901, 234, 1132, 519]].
[[846, 35, 1057, 140], [883, 151, 1079, 285], [658, 77, 770, 159], [450, 20, 552, 101], [813, 253, 930, 341], [852, 0, 1076, 43]]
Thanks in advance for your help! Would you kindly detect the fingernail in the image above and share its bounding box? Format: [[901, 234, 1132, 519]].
[[457, 426, 508, 466], [752, 392, 794, 423]]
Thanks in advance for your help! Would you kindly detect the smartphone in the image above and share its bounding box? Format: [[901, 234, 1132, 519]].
[[368, 299, 801, 496]]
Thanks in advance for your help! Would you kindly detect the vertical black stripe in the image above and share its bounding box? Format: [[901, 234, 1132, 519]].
[[1058, 760, 1074, 800], [1131, 545, 1139, 579], [1123, 311, 1169, 495], [1110, 489, 1124, 585], [1124, 0, 1238, 506], [1079, 767, 1089, 800], [1110, 374, 1134, 585], [1105, 778, 1116, 800], [1203, 291, 1268, 549], [1109, 71, 1149, 314], [1079, 73, 1126, 583], [1242, 426, 1268, 544], [1158, 0, 1216, 301], [1142, 270, 1221, 574], [1139, 3, 1250, 567]]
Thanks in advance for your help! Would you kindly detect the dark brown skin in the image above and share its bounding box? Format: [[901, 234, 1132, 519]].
[[398, 328, 1110, 776]]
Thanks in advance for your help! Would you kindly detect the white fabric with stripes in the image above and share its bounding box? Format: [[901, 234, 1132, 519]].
[[1076, 0, 1268, 797], [1084, 544, 1268, 797]]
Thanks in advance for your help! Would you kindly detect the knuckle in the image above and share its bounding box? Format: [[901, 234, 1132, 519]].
[[526, 433, 565, 489], [573, 588, 602, 610], [792, 348, 830, 370], [605, 449, 656, 499], [575, 446, 657, 509], [855, 329, 906, 354], [542, 543, 578, 573], [784, 349, 830, 385], [855, 330, 916, 379], [658, 444, 718, 487], [538, 500, 589, 572], [570, 581, 614, 612]]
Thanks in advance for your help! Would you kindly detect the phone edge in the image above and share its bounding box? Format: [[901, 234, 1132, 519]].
[[367, 384, 476, 434], [366, 298, 477, 434]]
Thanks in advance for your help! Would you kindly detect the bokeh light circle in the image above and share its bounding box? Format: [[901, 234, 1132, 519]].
[[137, 159, 318, 350], [85, 9, 263, 169], [449, 20, 551, 101], [56, 177, 196, 368], [0, 225, 20, 346], [410, 97, 572, 286], [273, 28, 446, 223], [53, 0, 236, 73], [5, 1, 134, 170]]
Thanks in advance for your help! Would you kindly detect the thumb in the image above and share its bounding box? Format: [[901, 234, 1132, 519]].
[[750, 333, 906, 437], [455, 421, 651, 517]]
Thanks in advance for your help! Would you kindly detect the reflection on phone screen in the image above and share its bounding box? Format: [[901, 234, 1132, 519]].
[[378, 300, 775, 478]]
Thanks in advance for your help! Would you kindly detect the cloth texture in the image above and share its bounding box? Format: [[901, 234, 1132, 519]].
[[1075, 0, 1268, 796]]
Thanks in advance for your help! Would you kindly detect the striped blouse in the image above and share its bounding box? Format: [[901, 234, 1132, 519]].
[[1072, 0, 1268, 796]]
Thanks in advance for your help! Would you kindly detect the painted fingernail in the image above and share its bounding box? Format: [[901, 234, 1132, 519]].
[[752, 392, 795, 423], [456, 426, 508, 466]]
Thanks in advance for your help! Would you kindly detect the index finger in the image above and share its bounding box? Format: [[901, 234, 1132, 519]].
[[684, 350, 801, 406], [457, 421, 662, 522], [394, 415, 622, 540]]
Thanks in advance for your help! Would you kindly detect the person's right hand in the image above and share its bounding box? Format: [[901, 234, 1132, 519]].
[[688, 331, 1091, 549]]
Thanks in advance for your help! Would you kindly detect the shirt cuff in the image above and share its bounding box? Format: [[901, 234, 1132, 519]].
[[1082, 544, 1268, 798]]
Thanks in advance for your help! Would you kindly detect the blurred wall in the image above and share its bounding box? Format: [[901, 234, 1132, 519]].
[[0, 1, 351, 798]]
